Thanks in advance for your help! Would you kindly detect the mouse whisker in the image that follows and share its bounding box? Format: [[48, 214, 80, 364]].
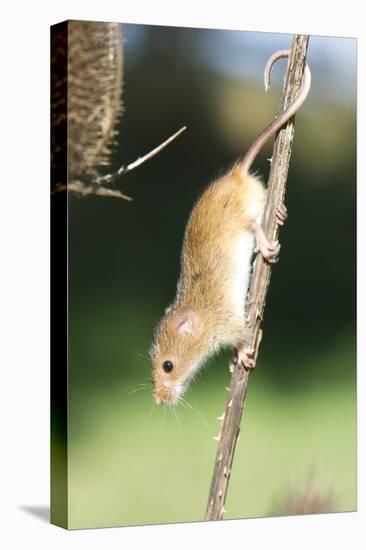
[[124, 347, 153, 365], [180, 395, 210, 430], [124, 384, 150, 398], [172, 405, 182, 432], [142, 402, 155, 438]]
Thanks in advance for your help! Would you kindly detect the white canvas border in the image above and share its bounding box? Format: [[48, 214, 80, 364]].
[[0, 1, 363, 549]]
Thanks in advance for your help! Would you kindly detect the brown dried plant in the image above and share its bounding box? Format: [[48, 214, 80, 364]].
[[51, 21, 185, 200]]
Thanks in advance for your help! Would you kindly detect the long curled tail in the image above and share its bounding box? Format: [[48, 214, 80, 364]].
[[241, 49, 311, 176]]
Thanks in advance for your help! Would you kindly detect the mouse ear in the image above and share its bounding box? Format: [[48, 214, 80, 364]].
[[172, 306, 199, 336]]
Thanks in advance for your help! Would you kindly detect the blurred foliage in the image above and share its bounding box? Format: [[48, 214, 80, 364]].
[[63, 25, 356, 528]]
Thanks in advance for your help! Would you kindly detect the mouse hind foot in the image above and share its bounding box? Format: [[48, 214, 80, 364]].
[[251, 221, 280, 263], [234, 343, 256, 369]]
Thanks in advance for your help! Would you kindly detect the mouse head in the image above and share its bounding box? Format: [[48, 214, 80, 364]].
[[151, 305, 206, 405]]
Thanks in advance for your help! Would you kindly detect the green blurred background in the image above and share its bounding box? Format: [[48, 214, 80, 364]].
[[67, 26, 356, 528]]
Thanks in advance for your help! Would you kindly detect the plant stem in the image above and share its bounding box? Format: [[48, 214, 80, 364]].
[[205, 34, 310, 522]]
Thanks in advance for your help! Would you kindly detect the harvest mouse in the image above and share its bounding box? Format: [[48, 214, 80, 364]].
[[151, 50, 311, 405]]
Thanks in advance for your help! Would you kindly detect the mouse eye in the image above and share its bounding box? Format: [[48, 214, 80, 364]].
[[163, 360, 174, 373]]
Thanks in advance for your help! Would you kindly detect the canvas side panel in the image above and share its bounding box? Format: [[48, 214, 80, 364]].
[[50, 20, 69, 530]]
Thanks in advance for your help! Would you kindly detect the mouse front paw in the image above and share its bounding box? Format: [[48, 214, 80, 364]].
[[234, 344, 256, 369], [260, 239, 281, 263]]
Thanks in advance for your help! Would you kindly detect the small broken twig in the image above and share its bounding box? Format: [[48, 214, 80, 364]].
[[53, 125, 187, 199], [96, 125, 187, 185], [205, 34, 310, 521]]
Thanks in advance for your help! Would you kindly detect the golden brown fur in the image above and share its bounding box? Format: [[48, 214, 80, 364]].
[[151, 165, 266, 404]]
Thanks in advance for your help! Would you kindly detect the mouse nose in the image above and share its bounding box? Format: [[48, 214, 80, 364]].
[[154, 385, 175, 404]]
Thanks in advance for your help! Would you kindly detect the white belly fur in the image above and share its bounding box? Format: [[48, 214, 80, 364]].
[[228, 231, 255, 317]]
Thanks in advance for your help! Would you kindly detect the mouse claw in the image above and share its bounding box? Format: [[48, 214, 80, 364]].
[[235, 344, 256, 370], [276, 203, 288, 226]]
